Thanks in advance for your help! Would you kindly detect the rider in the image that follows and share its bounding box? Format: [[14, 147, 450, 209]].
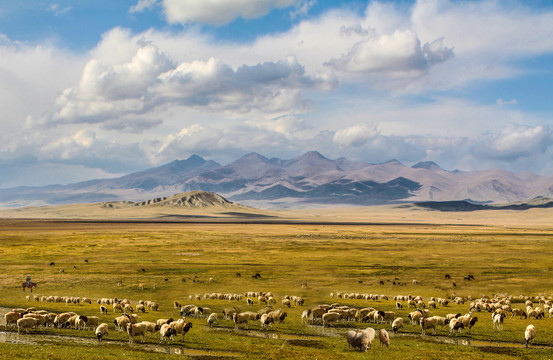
[[26, 274, 31, 287]]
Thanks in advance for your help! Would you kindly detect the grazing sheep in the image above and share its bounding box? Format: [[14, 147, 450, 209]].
[[458, 315, 478, 333], [138, 321, 160, 337], [525, 324, 536, 347], [174, 301, 181, 309], [54, 312, 74, 328], [392, 317, 404, 333], [127, 322, 148, 343], [378, 329, 390, 347], [113, 303, 124, 313], [346, 327, 376, 352], [512, 308, 527, 319], [17, 317, 38, 333], [322, 312, 341, 327], [492, 313, 505, 330], [408, 310, 423, 325], [75, 315, 88, 330], [260, 313, 274, 330], [395, 302, 403, 309], [222, 307, 239, 320], [449, 318, 464, 335], [114, 315, 131, 331], [233, 312, 253, 329], [207, 313, 218, 327], [159, 323, 177, 344], [100, 305, 108, 314], [301, 309, 311, 324], [170, 320, 192, 341], [446, 313, 461, 321], [62, 314, 79, 329], [156, 318, 174, 327], [95, 323, 108, 341], [420, 317, 439, 335], [4, 311, 22, 328], [135, 304, 145, 313]]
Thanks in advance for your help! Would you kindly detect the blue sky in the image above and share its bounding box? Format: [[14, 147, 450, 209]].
[[1, 0, 553, 188]]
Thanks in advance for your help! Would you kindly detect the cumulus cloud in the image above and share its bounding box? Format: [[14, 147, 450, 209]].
[[55, 40, 337, 123], [478, 123, 553, 161], [327, 30, 454, 78], [161, 0, 298, 25], [333, 124, 379, 147]]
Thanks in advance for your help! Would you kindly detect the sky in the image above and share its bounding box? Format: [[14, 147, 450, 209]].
[[1, 0, 553, 188]]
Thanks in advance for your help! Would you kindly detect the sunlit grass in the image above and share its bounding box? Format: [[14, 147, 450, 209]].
[[1, 219, 553, 359]]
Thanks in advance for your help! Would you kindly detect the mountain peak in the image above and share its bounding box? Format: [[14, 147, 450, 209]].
[[412, 161, 443, 171], [298, 150, 327, 160]]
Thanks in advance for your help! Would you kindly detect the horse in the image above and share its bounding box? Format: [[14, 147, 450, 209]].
[[22, 281, 37, 292]]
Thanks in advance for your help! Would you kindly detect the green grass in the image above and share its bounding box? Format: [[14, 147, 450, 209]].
[[1, 219, 553, 359]]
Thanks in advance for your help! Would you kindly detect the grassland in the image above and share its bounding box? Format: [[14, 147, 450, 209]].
[[1, 211, 553, 359]]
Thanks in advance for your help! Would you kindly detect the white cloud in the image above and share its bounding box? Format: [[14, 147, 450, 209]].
[[55, 37, 337, 123], [327, 30, 453, 78], [290, 0, 317, 19], [161, 0, 298, 25], [333, 124, 379, 147], [130, 0, 159, 13], [478, 123, 553, 161], [47, 3, 72, 17]]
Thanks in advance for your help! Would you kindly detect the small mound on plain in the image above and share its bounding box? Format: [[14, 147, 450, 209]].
[[134, 191, 235, 208]]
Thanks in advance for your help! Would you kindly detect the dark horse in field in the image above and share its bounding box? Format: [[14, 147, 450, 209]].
[[22, 281, 37, 292]]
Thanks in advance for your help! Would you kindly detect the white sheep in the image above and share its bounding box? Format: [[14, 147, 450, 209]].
[[96, 323, 109, 341], [420, 317, 439, 335], [170, 320, 192, 341], [346, 327, 376, 351], [4, 311, 22, 328], [114, 315, 131, 331], [127, 322, 148, 343], [17, 317, 38, 333], [322, 312, 341, 327], [457, 315, 478, 333], [378, 329, 390, 347], [138, 321, 159, 336], [75, 315, 88, 330], [525, 324, 536, 347], [233, 312, 252, 329], [156, 318, 174, 327], [449, 318, 464, 335], [159, 323, 177, 344], [392, 317, 403, 333], [207, 313, 218, 327], [492, 313, 505, 330]]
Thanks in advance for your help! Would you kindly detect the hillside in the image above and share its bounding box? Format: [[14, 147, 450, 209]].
[[1, 151, 552, 209]]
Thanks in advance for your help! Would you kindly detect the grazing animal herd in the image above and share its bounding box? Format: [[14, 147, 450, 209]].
[[2, 290, 549, 352]]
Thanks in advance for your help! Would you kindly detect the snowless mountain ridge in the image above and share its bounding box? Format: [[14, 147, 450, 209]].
[[1, 151, 552, 208]]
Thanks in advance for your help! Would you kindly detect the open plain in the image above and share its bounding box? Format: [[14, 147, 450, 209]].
[[1, 204, 553, 359]]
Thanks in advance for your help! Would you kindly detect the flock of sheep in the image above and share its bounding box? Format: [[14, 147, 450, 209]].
[[4, 289, 548, 352]]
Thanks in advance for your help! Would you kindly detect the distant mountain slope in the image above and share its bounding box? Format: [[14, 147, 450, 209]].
[[1, 151, 553, 209]]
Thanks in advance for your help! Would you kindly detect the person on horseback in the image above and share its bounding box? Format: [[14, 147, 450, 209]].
[[26, 274, 31, 288]]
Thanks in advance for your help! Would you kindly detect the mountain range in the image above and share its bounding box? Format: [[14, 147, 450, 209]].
[[1, 151, 552, 208]]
